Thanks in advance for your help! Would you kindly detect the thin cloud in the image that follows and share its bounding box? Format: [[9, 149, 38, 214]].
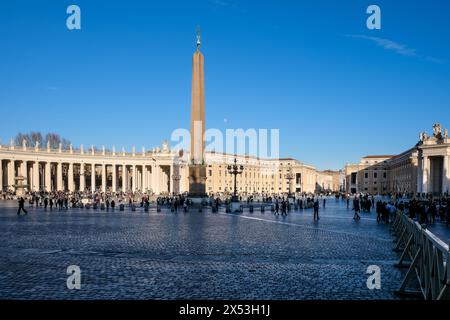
[[345, 34, 446, 64], [424, 56, 447, 65], [346, 34, 416, 56], [209, 0, 232, 6]]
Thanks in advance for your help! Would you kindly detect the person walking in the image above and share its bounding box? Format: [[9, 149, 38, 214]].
[[17, 197, 28, 215], [313, 199, 320, 221], [353, 198, 361, 221]]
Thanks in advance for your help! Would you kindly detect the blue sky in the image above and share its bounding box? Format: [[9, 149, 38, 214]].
[[1, 0, 449, 170]]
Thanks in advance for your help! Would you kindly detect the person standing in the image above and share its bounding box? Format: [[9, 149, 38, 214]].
[[313, 199, 320, 221], [17, 197, 28, 215]]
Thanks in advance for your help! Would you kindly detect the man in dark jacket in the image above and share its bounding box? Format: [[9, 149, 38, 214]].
[[17, 197, 28, 215]]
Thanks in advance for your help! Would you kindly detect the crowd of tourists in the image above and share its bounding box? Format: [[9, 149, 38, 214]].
[[4, 189, 450, 227]]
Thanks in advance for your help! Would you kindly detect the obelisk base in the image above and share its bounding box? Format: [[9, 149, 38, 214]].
[[188, 165, 207, 199]]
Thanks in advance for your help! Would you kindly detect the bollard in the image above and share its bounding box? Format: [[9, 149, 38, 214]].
[[119, 204, 124, 211], [131, 205, 136, 212], [144, 205, 149, 212], [249, 205, 254, 213], [261, 205, 265, 213], [157, 205, 161, 212], [212, 206, 217, 213]]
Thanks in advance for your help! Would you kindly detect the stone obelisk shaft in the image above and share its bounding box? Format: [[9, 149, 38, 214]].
[[190, 50, 205, 164]]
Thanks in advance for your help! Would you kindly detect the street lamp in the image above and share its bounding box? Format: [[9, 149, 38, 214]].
[[284, 165, 294, 197], [227, 157, 244, 202]]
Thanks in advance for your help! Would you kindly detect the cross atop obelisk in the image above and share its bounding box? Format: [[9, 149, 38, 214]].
[[196, 25, 201, 51]]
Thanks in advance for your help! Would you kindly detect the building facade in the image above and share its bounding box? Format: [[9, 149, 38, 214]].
[[0, 141, 339, 196], [345, 123, 450, 196]]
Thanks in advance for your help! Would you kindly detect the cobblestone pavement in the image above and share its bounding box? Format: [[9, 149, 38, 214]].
[[0, 198, 418, 300]]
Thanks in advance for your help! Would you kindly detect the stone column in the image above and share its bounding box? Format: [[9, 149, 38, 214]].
[[443, 155, 450, 194], [136, 166, 140, 191], [160, 166, 165, 194], [169, 165, 174, 194], [422, 156, 429, 194], [80, 163, 85, 191], [7, 160, 15, 190], [142, 165, 147, 192], [33, 162, 39, 191], [416, 156, 423, 194], [68, 162, 74, 192], [122, 164, 127, 192], [112, 164, 117, 193], [132, 165, 136, 192], [45, 162, 51, 192], [154, 165, 160, 194], [151, 165, 156, 194], [0, 160, 3, 191], [20, 161, 27, 180], [91, 164, 96, 192], [56, 162, 63, 191], [101, 164, 106, 193]]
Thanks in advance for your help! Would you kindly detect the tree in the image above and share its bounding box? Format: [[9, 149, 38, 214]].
[[14, 132, 71, 149]]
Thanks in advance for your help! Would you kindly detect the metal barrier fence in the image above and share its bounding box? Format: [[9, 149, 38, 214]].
[[391, 212, 450, 300]]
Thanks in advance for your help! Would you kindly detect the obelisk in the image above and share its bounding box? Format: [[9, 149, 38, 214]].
[[188, 27, 207, 197]]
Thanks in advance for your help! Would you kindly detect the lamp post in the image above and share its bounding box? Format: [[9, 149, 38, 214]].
[[172, 174, 181, 195], [285, 165, 294, 198], [227, 158, 244, 202]]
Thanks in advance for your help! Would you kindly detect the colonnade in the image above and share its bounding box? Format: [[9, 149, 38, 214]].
[[419, 155, 450, 194], [0, 158, 177, 194]]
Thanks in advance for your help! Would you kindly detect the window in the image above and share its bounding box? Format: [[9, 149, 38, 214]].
[[208, 170, 212, 177], [351, 172, 357, 184], [374, 172, 378, 179], [364, 172, 369, 179], [383, 172, 387, 179]]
